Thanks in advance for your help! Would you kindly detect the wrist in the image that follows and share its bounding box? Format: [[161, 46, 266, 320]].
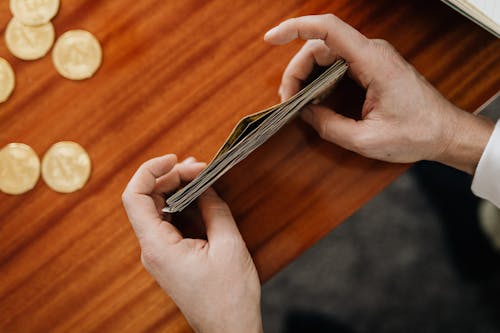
[[194, 302, 263, 333], [434, 105, 494, 174], [197, 318, 263, 333]]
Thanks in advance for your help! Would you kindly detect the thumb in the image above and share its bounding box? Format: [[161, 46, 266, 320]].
[[198, 188, 242, 244], [301, 105, 362, 151]]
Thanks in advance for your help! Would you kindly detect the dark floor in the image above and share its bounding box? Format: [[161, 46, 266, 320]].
[[261, 99, 500, 333]]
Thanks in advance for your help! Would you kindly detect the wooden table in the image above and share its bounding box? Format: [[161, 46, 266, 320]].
[[1, 0, 498, 332]]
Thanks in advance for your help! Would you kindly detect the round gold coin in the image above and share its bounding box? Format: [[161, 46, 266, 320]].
[[5, 18, 55, 61], [0, 143, 40, 195], [0, 58, 16, 103], [52, 30, 102, 80], [10, 0, 60, 26], [42, 142, 91, 193]]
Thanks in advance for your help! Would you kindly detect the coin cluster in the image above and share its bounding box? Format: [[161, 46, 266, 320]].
[[0, 0, 103, 104], [0, 58, 15, 103], [0, 142, 92, 195], [1, 0, 99, 195], [6, 0, 57, 61]]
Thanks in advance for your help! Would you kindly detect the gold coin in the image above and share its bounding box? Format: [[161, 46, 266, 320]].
[[10, 0, 60, 26], [52, 30, 102, 80], [5, 18, 55, 61], [0, 143, 40, 195], [42, 141, 91, 193], [0, 58, 16, 103]]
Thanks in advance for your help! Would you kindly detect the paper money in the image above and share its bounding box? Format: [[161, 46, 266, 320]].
[[164, 59, 348, 213]]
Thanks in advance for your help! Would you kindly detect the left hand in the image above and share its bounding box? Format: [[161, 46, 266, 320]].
[[122, 154, 263, 333]]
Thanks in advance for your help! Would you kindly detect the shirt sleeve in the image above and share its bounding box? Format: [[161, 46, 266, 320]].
[[472, 120, 500, 208]]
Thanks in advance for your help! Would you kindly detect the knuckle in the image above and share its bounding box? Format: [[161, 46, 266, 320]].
[[222, 234, 240, 246], [287, 17, 298, 27], [140, 245, 159, 269], [323, 13, 336, 21], [371, 38, 397, 55], [351, 132, 373, 154], [349, 131, 363, 149], [371, 39, 398, 60], [121, 190, 131, 205], [203, 192, 231, 213], [370, 39, 409, 79], [307, 39, 324, 49], [137, 161, 149, 173], [207, 202, 232, 218], [318, 123, 330, 140], [320, 14, 337, 32], [218, 234, 242, 251], [317, 117, 332, 141], [371, 38, 391, 48]]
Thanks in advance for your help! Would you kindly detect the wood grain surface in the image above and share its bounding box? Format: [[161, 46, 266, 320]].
[[1, 0, 499, 332]]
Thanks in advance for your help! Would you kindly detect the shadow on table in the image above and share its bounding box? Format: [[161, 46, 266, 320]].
[[279, 161, 500, 333], [282, 309, 355, 333], [411, 161, 500, 326], [411, 161, 500, 280]]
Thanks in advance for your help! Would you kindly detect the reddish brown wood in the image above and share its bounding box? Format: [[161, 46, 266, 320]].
[[0, 0, 498, 332]]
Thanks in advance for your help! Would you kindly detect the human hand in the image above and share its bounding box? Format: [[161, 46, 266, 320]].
[[264, 14, 494, 174], [122, 154, 262, 333]]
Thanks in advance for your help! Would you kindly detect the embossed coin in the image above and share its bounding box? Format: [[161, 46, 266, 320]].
[[0, 58, 16, 103], [42, 142, 91, 193], [52, 30, 102, 80], [10, 0, 60, 26], [5, 18, 55, 61], [0, 143, 40, 195]]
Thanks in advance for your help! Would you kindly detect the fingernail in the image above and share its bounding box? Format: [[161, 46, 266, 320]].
[[163, 154, 177, 163], [264, 26, 278, 40], [301, 107, 314, 123], [279, 88, 289, 102], [182, 156, 196, 164]]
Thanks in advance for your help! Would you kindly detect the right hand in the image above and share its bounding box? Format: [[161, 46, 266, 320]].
[[122, 155, 262, 333], [264, 14, 494, 174]]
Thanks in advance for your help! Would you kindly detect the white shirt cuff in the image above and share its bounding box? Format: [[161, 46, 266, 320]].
[[472, 120, 500, 208]]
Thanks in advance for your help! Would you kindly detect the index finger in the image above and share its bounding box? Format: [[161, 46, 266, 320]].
[[125, 154, 177, 195], [279, 40, 336, 101], [264, 14, 371, 70], [122, 154, 180, 241]]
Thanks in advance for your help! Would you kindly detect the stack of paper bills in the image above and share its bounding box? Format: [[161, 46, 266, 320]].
[[164, 59, 348, 213]]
